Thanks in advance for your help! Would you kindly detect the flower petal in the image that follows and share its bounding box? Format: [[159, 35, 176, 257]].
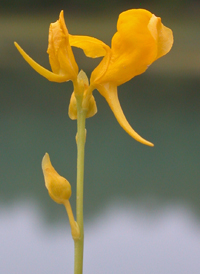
[[148, 14, 173, 60], [69, 34, 109, 58], [95, 83, 154, 147], [91, 9, 173, 87], [47, 10, 78, 81], [14, 42, 69, 82]]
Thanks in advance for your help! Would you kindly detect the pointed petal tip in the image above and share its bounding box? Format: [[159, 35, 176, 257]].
[[42, 152, 49, 159], [42, 153, 51, 169], [128, 131, 154, 147], [14, 41, 21, 51], [59, 10, 64, 19], [144, 140, 154, 147]]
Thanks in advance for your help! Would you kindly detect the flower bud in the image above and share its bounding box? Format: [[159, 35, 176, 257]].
[[42, 153, 71, 204], [68, 91, 97, 120], [68, 70, 97, 119], [74, 70, 89, 97]]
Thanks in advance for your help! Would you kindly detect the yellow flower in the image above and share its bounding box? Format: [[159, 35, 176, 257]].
[[71, 9, 173, 146], [15, 9, 173, 146]]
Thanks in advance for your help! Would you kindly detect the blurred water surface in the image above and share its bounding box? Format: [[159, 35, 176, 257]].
[[0, 11, 200, 274], [1, 201, 200, 274]]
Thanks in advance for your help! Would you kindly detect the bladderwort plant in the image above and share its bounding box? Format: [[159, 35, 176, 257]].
[[15, 9, 173, 274]]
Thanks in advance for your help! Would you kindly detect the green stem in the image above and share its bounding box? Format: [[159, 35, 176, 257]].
[[74, 96, 87, 274]]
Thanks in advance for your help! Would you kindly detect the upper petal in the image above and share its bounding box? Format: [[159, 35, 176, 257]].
[[47, 10, 78, 81], [69, 35, 109, 58], [69, 34, 112, 83], [91, 9, 173, 86]]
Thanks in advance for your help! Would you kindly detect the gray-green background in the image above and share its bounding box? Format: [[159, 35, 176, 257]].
[[0, 2, 200, 273]]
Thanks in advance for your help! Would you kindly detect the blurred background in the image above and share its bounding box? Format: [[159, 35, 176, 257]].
[[0, 0, 200, 273]]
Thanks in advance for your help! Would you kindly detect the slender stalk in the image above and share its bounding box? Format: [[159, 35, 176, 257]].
[[64, 200, 80, 240], [74, 96, 87, 274]]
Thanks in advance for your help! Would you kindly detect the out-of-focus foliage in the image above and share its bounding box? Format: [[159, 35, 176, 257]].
[[0, 0, 199, 13]]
